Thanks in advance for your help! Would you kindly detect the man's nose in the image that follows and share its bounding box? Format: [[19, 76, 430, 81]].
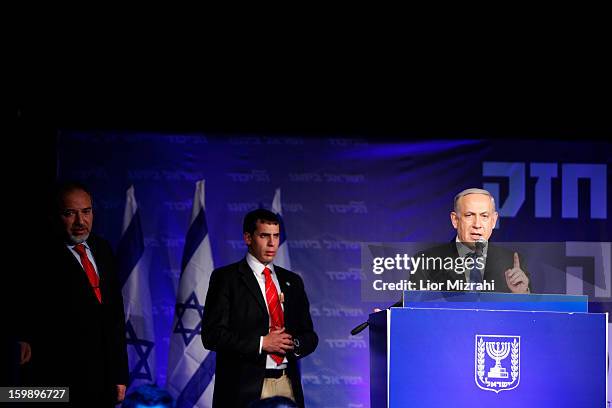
[[472, 216, 482, 228]]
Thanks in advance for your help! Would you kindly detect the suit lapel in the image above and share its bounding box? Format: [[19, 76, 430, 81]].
[[483, 245, 507, 290], [446, 242, 467, 283], [484, 245, 494, 280], [238, 259, 268, 315], [275, 267, 291, 319], [88, 238, 110, 300], [87, 238, 106, 286], [60, 242, 89, 282]]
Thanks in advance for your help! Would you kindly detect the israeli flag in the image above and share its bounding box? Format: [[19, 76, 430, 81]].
[[118, 185, 156, 388], [272, 188, 292, 270], [167, 180, 216, 408]]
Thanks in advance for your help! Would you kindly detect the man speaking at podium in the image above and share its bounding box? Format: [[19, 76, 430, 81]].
[[410, 188, 531, 293]]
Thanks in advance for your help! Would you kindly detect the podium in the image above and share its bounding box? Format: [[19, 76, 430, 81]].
[[369, 291, 607, 408]]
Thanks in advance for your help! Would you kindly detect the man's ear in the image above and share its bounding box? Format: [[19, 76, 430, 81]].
[[450, 212, 459, 229], [492, 211, 499, 229], [243, 232, 252, 246]]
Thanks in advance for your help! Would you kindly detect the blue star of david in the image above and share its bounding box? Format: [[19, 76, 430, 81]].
[[125, 320, 154, 385], [174, 291, 205, 346]]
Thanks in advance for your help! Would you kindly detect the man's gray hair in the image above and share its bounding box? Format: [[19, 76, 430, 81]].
[[453, 188, 496, 212]]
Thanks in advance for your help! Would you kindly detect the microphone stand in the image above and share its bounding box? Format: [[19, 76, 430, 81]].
[[350, 299, 403, 335]]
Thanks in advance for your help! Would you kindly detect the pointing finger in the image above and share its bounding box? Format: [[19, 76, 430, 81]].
[[513, 252, 521, 269]]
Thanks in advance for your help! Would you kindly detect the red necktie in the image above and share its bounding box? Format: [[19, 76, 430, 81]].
[[74, 244, 102, 303], [263, 267, 284, 365]]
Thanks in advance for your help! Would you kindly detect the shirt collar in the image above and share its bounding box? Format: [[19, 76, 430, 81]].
[[246, 252, 275, 275], [455, 236, 488, 258], [66, 241, 91, 251]]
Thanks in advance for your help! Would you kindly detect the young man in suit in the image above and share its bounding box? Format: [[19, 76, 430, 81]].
[[202, 209, 318, 408], [26, 182, 128, 407]]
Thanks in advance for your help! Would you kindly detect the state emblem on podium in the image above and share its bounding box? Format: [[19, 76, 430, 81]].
[[475, 334, 521, 393]]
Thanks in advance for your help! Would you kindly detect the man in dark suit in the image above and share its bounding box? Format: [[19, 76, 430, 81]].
[[201, 209, 318, 408], [410, 188, 531, 293], [26, 182, 128, 407]]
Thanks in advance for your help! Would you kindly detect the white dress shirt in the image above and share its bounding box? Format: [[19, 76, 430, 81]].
[[246, 253, 288, 369]]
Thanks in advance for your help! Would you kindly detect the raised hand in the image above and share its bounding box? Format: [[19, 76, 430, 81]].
[[504, 252, 529, 294]]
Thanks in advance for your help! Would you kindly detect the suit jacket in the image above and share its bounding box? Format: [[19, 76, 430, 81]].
[[201, 258, 318, 408], [28, 234, 128, 407], [409, 241, 532, 293]]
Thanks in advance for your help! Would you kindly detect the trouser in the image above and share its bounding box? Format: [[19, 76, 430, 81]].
[[260, 369, 295, 402]]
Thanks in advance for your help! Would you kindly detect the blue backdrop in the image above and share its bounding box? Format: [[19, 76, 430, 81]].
[[57, 133, 611, 407]]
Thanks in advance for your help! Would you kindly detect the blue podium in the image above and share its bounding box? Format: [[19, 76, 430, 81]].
[[369, 291, 607, 407]]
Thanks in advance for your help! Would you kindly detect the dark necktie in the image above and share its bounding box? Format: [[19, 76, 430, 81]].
[[468, 252, 483, 284], [263, 267, 284, 365], [74, 244, 102, 303]]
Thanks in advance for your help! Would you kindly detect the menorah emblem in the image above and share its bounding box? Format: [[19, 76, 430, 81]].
[[486, 341, 511, 378], [475, 334, 521, 393]]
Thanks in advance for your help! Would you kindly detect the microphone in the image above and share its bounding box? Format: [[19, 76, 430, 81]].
[[350, 321, 370, 336], [350, 299, 403, 335], [475, 238, 486, 256]]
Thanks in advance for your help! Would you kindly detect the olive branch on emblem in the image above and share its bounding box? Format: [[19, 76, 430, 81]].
[[510, 338, 519, 382], [477, 337, 486, 380]]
